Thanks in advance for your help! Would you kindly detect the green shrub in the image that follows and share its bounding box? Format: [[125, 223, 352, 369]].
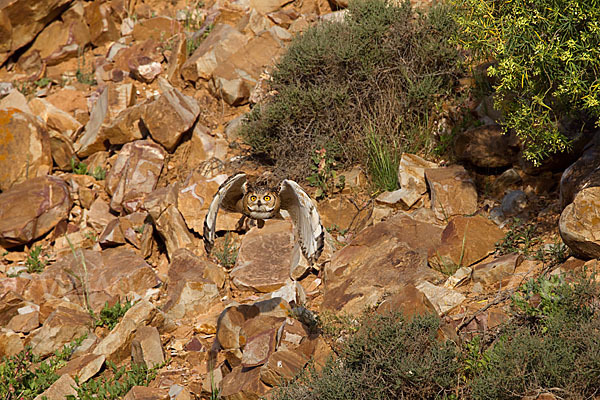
[[94, 300, 135, 330], [241, 0, 461, 187], [454, 0, 600, 165]]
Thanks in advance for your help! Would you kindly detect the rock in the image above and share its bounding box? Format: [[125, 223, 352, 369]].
[[33, 374, 78, 400], [31, 247, 159, 312], [259, 349, 308, 387], [87, 198, 116, 232], [0, 89, 32, 113], [397, 153, 438, 208], [132, 16, 182, 42], [322, 212, 444, 314], [559, 135, 600, 208], [75, 86, 145, 157], [142, 80, 200, 151], [241, 324, 279, 368], [93, 299, 160, 362], [250, 0, 292, 14], [180, 23, 249, 83], [144, 184, 196, 259], [24, 17, 90, 66], [493, 168, 522, 196], [472, 253, 524, 285], [99, 211, 149, 249], [376, 284, 437, 318], [0, 0, 74, 64], [560, 186, 600, 258], [318, 196, 365, 233], [131, 326, 165, 368], [415, 281, 465, 315], [29, 97, 82, 137], [123, 386, 169, 400], [129, 58, 162, 83], [57, 353, 105, 383], [188, 124, 229, 162], [231, 219, 295, 293], [105, 139, 166, 213], [220, 365, 270, 400], [0, 108, 52, 191], [7, 310, 40, 333], [501, 190, 528, 217], [0, 290, 26, 325], [162, 249, 222, 319], [428, 215, 505, 272], [454, 124, 519, 168], [46, 87, 88, 115], [28, 305, 93, 357], [209, 30, 285, 105], [84, 0, 120, 46], [0, 328, 24, 358], [0, 176, 72, 248], [425, 165, 478, 221]]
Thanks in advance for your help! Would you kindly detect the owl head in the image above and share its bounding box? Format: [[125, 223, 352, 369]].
[[242, 183, 281, 220]]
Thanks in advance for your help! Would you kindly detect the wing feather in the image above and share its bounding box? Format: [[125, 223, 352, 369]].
[[279, 180, 324, 264], [203, 172, 247, 254]]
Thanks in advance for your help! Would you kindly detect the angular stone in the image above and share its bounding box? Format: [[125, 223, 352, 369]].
[[0, 90, 32, 113], [560, 186, 600, 258], [560, 135, 600, 209], [472, 253, 524, 286], [29, 98, 82, 137], [0, 290, 26, 325], [129, 58, 162, 83], [131, 326, 165, 368], [7, 310, 39, 333], [163, 249, 222, 319], [99, 211, 149, 249], [105, 139, 166, 213], [151, 198, 196, 259], [322, 212, 444, 314], [49, 131, 77, 170], [0, 0, 74, 64], [241, 327, 278, 368], [85, 0, 119, 46], [415, 281, 465, 315], [33, 247, 159, 312], [397, 153, 438, 208], [132, 16, 182, 42], [210, 30, 285, 105], [454, 124, 519, 168], [501, 190, 528, 217], [220, 365, 270, 400], [425, 165, 478, 221], [142, 80, 200, 151], [188, 124, 229, 163], [376, 284, 437, 318], [0, 328, 24, 358], [180, 23, 249, 83], [123, 386, 169, 400], [428, 215, 504, 273], [87, 197, 115, 232], [28, 305, 93, 357], [0, 176, 72, 248], [231, 219, 295, 293], [24, 18, 90, 66], [260, 349, 308, 386], [46, 87, 88, 115], [57, 353, 105, 383], [0, 108, 52, 191], [250, 0, 292, 14], [33, 374, 78, 400], [93, 299, 160, 362], [178, 172, 230, 234]]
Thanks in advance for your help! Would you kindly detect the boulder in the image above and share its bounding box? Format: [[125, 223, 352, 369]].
[[0, 108, 52, 191], [0, 0, 74, 64], [322, 212, 444, 314], [84, 0, 119, 46], [57, 353, 105, 383], [397, 153, 438, 208], [560, 186, 600, 258], [180, 23, 249, 83], [231, 219, 296, 293], [454, 124, 519, 168], [105, 139, 166, 213], [220, 365, 270, 400], [472, 254, 524, 285], [559, 135, 600, 208], [131, 326, 165, 368], [0, 176, 72, 248], [415, 281, 465, 315], [425, 165, 478, 221], [142, 80, 200, 151], [0, 328, 24, 358], [33, 374, 78, 400], [28, 305, 93, 357], [428, 215, 504, 273], [23, 17, 90, 66]]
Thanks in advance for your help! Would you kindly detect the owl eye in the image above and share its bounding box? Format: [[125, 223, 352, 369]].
[[250, 195, 257, 201], [263, 195, 271, 202]]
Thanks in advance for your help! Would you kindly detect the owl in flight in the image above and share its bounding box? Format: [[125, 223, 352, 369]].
[[203, 172, 324, 265]]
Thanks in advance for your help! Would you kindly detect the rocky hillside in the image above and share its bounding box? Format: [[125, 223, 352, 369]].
[[1, 0, 599, 399]]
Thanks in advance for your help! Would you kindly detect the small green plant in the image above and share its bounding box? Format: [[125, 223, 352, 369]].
[[534, 240, 570, 268], [94, 300, 135, 330], [0, 336, 85, 400], [70, 158, 106, 180], [34, 77, 51, 88], [76, 48, 97, 86], [67, 361, 158, 400], [306, 148, 345, 199], [25, 245, 47, 274], [213, 232, 239, 268], [186, 24, 213, 56], [365, 128, 399, 193], [495, 218, 539, 256]]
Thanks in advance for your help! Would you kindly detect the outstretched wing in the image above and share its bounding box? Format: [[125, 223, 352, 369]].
[[203, 172, 247, 254], [279, 180, 324, 265]]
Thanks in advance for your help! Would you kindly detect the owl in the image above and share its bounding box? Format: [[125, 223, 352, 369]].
[[203, 172, 324, 265]]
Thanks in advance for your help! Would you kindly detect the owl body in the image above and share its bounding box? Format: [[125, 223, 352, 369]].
[[241, 185, 281, 220]]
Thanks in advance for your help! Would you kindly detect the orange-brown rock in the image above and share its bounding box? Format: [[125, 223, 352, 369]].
[[454, 124, 519, 168], [84, 0, 119, 46], [0, 108, 52, 191], [123, 386, 169, 400], [0, 176, 72, 248], [131, 326, 165, 368], [560, 186, 600, 258], [220, 365, 270, 400], [425, 165, 478, 221], [57, 353, 105, 383]]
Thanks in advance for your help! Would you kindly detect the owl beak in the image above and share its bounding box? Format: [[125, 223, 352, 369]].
[[256, 200, 262, 206]]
